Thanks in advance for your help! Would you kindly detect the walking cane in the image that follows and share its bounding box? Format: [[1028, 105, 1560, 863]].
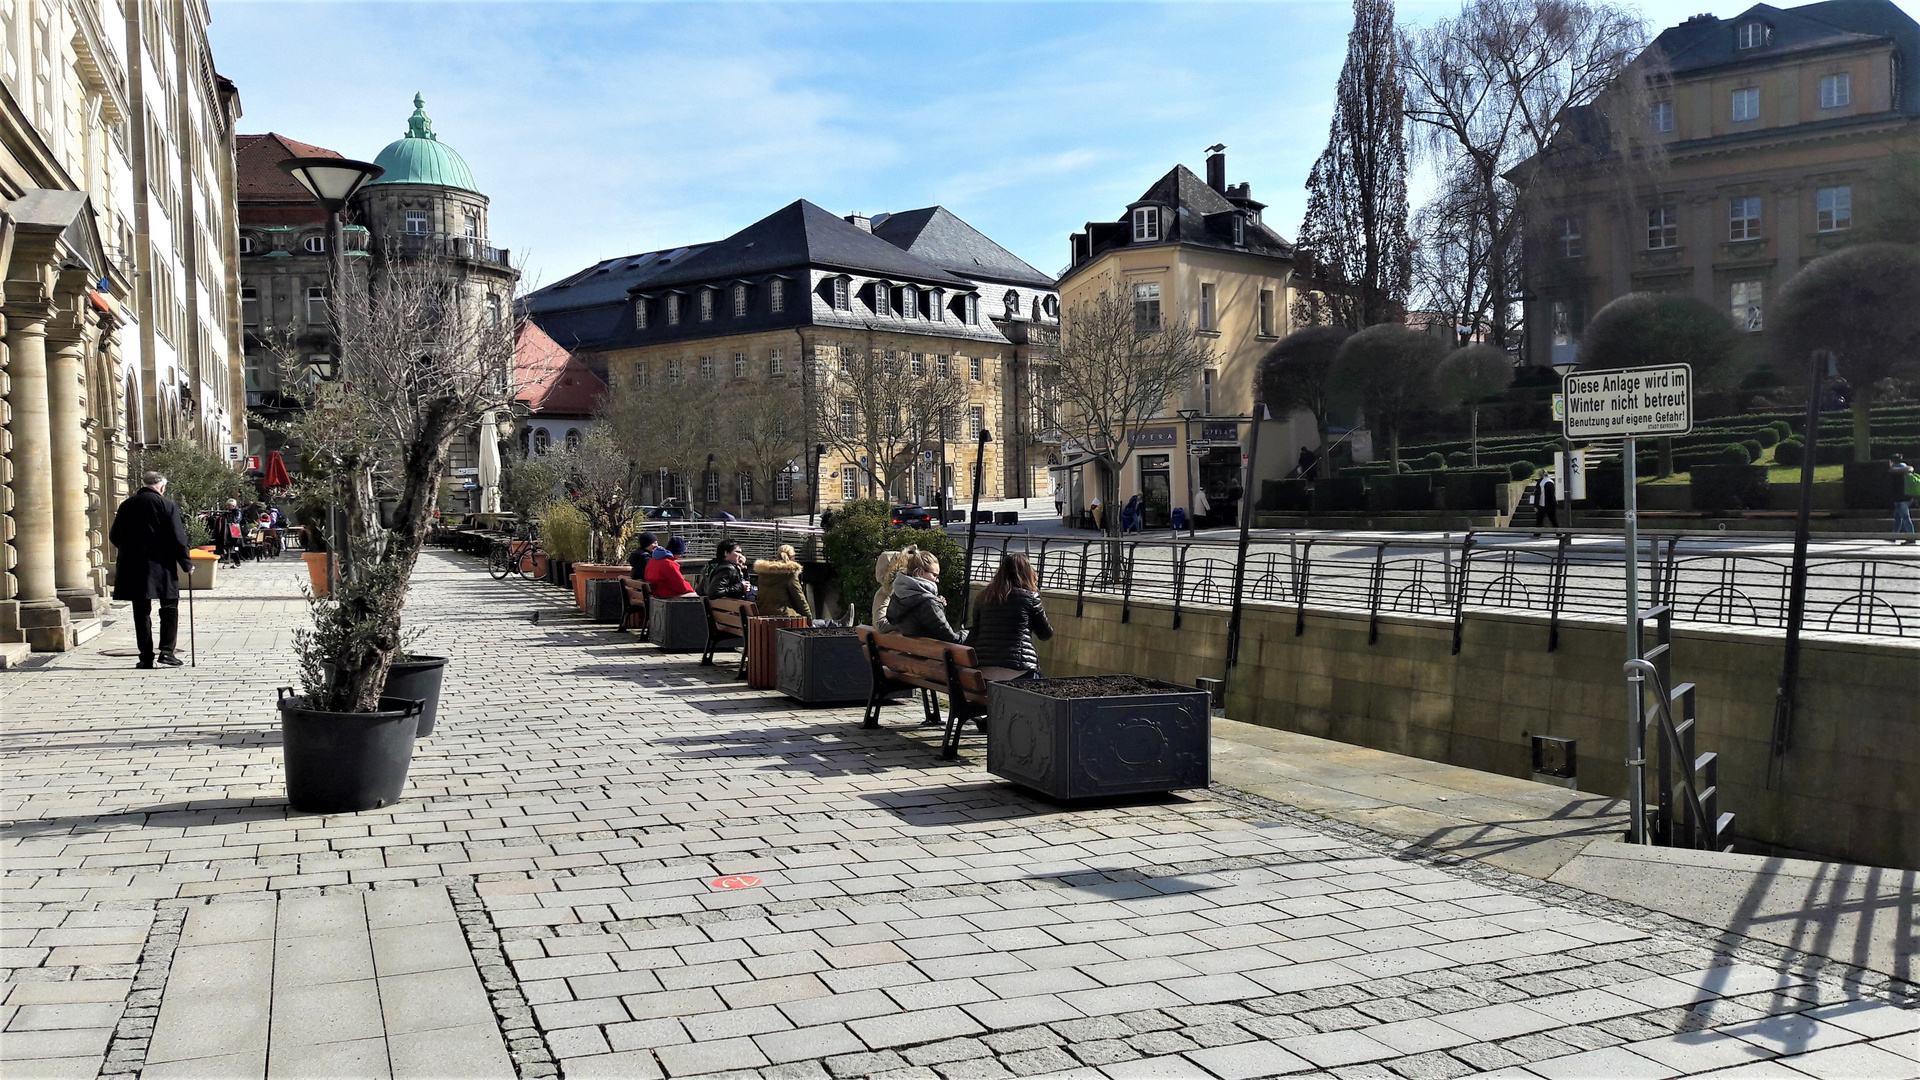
[[185, 563, 197, 667]]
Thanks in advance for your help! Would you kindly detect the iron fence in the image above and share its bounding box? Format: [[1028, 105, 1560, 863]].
[[962, 529, 1920, 650]]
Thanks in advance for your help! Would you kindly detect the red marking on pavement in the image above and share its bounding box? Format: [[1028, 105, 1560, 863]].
[[709, 875, 762, 890]]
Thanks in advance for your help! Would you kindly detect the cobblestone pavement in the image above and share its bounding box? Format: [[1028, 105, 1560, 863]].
[[3, 551, 1916, 1080]]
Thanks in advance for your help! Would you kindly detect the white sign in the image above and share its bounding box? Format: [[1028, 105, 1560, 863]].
[[1554, 450, 1587, 500], [224, 443, 244, 463], [1350, 429, 1374, 464], [1562, 365, 1692, 438], [452, 468, 479, 476]]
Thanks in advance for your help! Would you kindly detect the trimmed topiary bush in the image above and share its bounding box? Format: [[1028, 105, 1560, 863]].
[[1420, 451, 1446, 472], [1509, 460, 1536, 481], [1775, 439, 1804, 467], [1446, 450, 1472, 468], [1717, 444, 1752, 465], [1754, 427, 1779, 449], [1770, 419, 1792, 440], [1740, 439, 1764, 461]]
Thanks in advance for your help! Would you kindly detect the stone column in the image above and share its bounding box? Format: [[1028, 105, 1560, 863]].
[[47, 285, 101, 616], [2, 291, 75, 650]]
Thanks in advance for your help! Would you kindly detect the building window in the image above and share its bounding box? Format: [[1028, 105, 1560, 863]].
[[838, 349, 852, 375], [464, 214, 481, 238], [1258, 289, 1274, 336], [1199, 283, 1215, 331], [1729, 196, 1762, 241], [769, 348, 785, 376], [1557, 216, 1585, 258], [738, 472, 753, 505], [532, 428, 551, 454], [1232, 216, 1245, 246], [306, 286, 327, 324], [699, 290, 714, 321], [665, 295, 681, 326], [668, 358, 682, 383], [970, 356, 982, 382], [969, 405, 984, 439], [700, 355, 714, 380], [964, 294, 979, 324], [1133, 282, 1162, 331], [241, 287, 259, 331], [1732, 281, 1763, 332], [733, 352, 747, 378], [842, 466, 858, 500], [1816, 185, 1852, 232], [840, 400, 855, 435], [1732, 87, 1760, 123], [238, 235, 255, 254], [882, 351, 897, 376], [1650, 101, 1674, 133], [303, 236, 326, 253], [732, 283, 748, 317], [832, 277, 849, 311], [774, 462, 795, 503], [903, 285, 918, 319], [1736, 21, 1767, 49], [872, 284, 890, 317], [1821, 73, 1851, 109], [937, 354, 951, 379], [405, 211, 429, 235], [1132, 207, 1160, 242], [635, 299, 649, 330], [1551, 301, 1575, 348], [1648, 205, 1679, 250], [1203, 369, 1216, 415], [635, 361, 648, 388], [486, 295, 503, 326], [705, 471, 720, 505], [565, 428, 582, 451], [769, 279, 785, 313], [911, 353, 924, 377]]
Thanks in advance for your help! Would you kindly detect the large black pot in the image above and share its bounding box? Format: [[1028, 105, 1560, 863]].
[[385, 655, 448, 737], [986, 677, 1210, 800], [278, 689, 422, 813], [775, 628, 872, 705], [649, 596, 708, 651]]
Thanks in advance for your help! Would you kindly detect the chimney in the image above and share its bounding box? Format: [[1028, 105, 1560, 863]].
[[845, 213, 872, 233], [1205, 144, 1227, 194]]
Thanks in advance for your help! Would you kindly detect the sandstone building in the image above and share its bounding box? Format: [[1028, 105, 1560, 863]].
[[1, 0, 242, 657]]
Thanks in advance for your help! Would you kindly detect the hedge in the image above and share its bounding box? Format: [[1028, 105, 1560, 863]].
[[1311, 478, 1367, 513], [1443, 472, 1502, 511], [1843, 462, 1907, 509], [1260, 478, 1311, 512], [1690, 465, 1770, 511], [1366, 474, 1436, 513]]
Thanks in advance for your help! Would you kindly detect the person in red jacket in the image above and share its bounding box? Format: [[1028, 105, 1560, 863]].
[[643, 536, 695, 597]]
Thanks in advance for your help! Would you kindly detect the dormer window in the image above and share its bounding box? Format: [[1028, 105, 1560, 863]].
[[964, 294, 980, 325], [699, 289, 715, 321], [634, 298, 649, 330], [902, 285, 918, 319], [732, 283, 748, 317], [872, 283, 891, 316], [769, 279, 786, 314], [1004, 290, 1019, 319], [238, 235, 255, 254], [1736, 21, 1768, 49], [1132, 207, 1160, 242], [929, 288, 945, 322], [666, 294, 681, 326], [1232, 216, 1245, 246], [304, 236, 326, 253], [1821, 73, 1851, 109]]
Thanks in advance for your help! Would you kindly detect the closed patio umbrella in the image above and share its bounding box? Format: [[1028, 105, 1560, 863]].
[[477, 411, 502, 514]]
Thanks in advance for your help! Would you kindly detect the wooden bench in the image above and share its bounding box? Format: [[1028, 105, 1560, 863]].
[[702, 597, 757, 675], [621, 579, 651, 637], [856, 628, 1025, 759]]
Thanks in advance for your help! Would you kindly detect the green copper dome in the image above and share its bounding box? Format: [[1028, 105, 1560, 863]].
[[367, 93, 480, 193]]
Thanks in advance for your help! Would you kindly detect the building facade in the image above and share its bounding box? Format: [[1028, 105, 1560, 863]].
[[526, 199, 1056, 515], [1518, 0, 1920, 366], [1, 0, 242, 656], [1058, 149, 1311, 526]]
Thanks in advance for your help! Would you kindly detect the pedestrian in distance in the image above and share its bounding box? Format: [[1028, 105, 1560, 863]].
[[109, 471, 193, 669], [1892, 455, 1916, 543], [1294, 445, 1319, 479], [644, 536, 695, 598], [700, 539, 751, 601], [884, 550, 961, 644], [218, 498, 245, 567], [753, 544, 812, 619], [968, 553, 1052, 678], [1533, 472, 1558, 535]]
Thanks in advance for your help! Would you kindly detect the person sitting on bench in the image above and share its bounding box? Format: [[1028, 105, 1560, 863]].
[[644, 536, 695, 598], [884, 550, 960, 643], [626, 532, 658, 585], [967, 553, 1051, 678]]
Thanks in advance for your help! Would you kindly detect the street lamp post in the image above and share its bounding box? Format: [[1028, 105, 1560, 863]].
[[277, 156, 384, 593], [1552, 360, 1580, 530], [808, 443, 826, 527], [705, 453, 716, 517], [960, 428, 991, 625], [1177, 408, 1200, 538]]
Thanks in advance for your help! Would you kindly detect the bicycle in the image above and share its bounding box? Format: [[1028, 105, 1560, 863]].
[[488, 533, 543, 581]]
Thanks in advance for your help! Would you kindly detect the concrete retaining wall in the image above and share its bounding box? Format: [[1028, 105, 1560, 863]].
[[1026, 588, 1920, 870]]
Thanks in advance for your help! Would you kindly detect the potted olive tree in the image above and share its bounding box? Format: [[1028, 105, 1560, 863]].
[[270, 251, 518, 810]]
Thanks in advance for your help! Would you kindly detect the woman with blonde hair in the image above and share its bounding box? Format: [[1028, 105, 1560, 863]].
[[884, 549, 961, 643], [753, 543, 812, 618], [968, 553, 1052, 676]]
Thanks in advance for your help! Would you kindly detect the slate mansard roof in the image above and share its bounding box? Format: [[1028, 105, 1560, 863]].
[[1645, 1, 1918, 114], [524, 200, 1055, 354], [1064, 162, 1294, 283]]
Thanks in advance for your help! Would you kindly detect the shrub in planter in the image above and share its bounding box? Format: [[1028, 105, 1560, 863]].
[[1310, 477, 1366, 513], [1366, 474, 1435, 512], [824, 500, 965, 624], [1717, 443, 1752, 465], [1690, 464, 1770, 510], [1508, 460, 1536, 481], [540, 501, 592, 563], [1754, 427, 1780, 449]]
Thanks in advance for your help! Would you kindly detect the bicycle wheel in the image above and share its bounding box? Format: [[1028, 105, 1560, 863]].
[[517, 545, 542, 579], [488, 541, 513, 580]]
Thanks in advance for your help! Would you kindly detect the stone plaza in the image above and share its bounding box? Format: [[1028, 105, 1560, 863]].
[[2, 552, 1916, 1080]]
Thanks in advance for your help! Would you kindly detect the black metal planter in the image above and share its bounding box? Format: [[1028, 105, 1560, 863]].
[[775, 628, 873, 705], [385, 655, 448, 737], [277, 689, 423, 813], [649, 597, 708, 651], [986, 677, 1210, 800]]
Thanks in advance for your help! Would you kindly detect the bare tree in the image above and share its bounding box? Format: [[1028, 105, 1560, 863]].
[[1331, 323, 1445, 471], [730, 375, 808, 514], [1297, 0, 1413, 331], [272, 252, 520, 711], [1403, 0, 1646, 349], [1259, 326, 1351, 477], [549, 428, 639, 562], [601, 366, 715, 506], [1053, 287, 1215, 559], [810, 335, 969, 501], [1436, 343, 1515, 465]]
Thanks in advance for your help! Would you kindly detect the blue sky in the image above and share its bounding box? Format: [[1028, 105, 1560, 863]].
[[211, 0, 1754, 289]]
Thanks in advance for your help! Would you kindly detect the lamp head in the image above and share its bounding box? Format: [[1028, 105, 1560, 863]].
[[277, 157, 385, 214], [978, 428, 992, 444]]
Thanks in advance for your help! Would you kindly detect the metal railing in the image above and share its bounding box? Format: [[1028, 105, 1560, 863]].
[[961, 528, 1920, 649]]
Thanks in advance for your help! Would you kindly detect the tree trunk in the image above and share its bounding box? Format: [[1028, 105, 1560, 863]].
[[1469, 406, 1479, 468], [1099, 458, 1124, 585], [1315, 416, 1331, 479], [1853, 386, 1874, 462], [1658, 436, 1673, 479], [1389, 427, 1401, 473]]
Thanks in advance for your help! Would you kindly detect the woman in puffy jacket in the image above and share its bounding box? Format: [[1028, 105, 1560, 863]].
[[643, 536, 695, 598], [884, 550, 961, 643], [968, 553, 1051, 676], [753, 544, 812, 618]]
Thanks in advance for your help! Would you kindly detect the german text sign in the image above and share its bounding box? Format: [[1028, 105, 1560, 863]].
[[1562, 365, 1692, 438]]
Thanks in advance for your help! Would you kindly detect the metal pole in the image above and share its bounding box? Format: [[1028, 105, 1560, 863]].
[[326, 209, 347, 591], [1622, 434, 1643, 844], [1226, 404, 1268, 670], [186, 569, 196, 667], [961, 429, 990, 625], [1771, 350, 1826, 787]]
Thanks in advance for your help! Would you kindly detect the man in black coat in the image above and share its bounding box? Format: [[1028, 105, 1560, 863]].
[[110, 472, 192, 668]]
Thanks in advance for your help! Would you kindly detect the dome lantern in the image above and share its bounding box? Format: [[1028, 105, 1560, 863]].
[[366, 92, 480, 193]]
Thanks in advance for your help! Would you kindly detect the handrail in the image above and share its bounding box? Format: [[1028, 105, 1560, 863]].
[[1624, 657, 1712, 850]]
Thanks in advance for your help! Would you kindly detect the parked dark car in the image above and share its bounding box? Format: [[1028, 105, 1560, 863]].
[[890, 505, 934, 529], [645, 503, 704, 522]]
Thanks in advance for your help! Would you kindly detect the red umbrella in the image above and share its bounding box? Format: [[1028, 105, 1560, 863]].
[[263, 450, 292, 493]]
